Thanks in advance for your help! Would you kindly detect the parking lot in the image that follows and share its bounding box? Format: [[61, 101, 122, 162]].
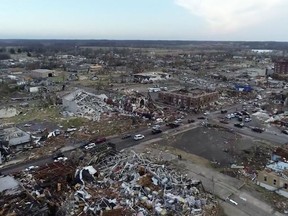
[[158, 126, 257, 167]]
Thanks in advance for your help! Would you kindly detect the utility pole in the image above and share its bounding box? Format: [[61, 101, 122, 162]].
[[212, 176, 215, 198]]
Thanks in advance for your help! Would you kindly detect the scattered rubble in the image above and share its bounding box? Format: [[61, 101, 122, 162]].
[[1, 151, 218, 215]]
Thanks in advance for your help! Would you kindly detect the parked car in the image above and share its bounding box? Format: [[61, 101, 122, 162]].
[[242, 111, 250, 116], [220, 120, 229, 124], [174, 119, 182, 124], [221, 110, 228, 114], [234, 123, 244, 128], [251, 127, 264, 133], [197, 116, 206, 120], [166, 122, 180, 128], [187, 119, 195, 123], [235, 112, 243, 116], [152, 129, 162, 134], [282, 130, 288, 135], [152, 125, 161, 130], [244, 117, 251, 122], [134, 134, 145, 140], [225, 114, 232, 119], [85, 143, 96, 150], [90, 137, 106, 144], [122, 134, 132, 139]]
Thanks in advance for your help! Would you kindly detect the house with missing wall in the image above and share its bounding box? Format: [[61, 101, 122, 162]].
[[257, 147, 288, 198], [0, 127, 31, 151]]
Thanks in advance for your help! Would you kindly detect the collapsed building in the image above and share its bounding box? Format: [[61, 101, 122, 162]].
[[62, 89, 111, 121], [0, 150, 218, 216], [0, 127, 31, 151], [158, 89, 219, 110]]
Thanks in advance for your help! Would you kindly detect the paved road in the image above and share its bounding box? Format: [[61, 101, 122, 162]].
[[178, 160, 284, 216], [0, 120, 198, 175], [0, 103, 282, 175], [212, 119, 288, 145]]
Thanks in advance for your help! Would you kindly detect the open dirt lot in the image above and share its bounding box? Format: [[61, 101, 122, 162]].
[[158, 126, 259, 166]]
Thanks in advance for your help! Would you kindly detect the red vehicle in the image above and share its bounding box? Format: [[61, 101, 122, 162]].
[[90, 137, 107, 144]]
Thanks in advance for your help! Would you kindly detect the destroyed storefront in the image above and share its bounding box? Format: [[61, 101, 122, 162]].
[[2, 151, 218, 215]]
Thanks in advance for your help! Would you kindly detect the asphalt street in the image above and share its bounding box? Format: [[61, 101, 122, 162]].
[[1, 103, 286, 175]]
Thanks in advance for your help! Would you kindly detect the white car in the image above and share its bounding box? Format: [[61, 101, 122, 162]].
[[134, 134, 145, 141], [245, 118, 251, 122], [85, 143, 96, 150], [225, 114, 231, 119], [54, 157, 68, 162], [25, 166, 39, 172]]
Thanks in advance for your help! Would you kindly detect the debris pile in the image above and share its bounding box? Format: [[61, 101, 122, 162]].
[[73, 151, 216, 215], [1, 151, 218, 215], [62, 89, 112, 121]]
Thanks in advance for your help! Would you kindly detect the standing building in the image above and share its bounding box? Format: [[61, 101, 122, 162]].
[[158, 89, 219, 110], [257, 147, 288, 198], [274, 60, 288, 74]]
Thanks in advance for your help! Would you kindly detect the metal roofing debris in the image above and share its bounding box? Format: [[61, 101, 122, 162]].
[[1, 151, 217, 215], [0, 175, 22, 195], [71, 151, 215, 215]]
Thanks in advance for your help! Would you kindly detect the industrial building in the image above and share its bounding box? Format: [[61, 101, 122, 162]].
[[274, 60, 288, 74], [30, 69, 57, 79], [158, 89, 219, 110]]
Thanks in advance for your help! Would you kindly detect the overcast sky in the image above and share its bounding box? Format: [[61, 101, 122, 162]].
[[1, 0, 287, 41]]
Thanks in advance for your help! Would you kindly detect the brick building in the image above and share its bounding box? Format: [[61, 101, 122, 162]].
[[158, 89, 219, 110], [274, 60, 288, 74]]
